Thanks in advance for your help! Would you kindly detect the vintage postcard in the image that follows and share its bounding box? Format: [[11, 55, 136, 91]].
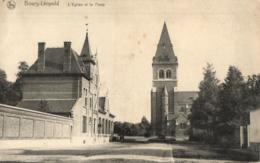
[[0, 0, 260, 162]]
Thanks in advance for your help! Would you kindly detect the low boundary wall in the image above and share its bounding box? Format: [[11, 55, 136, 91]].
[[0, 104, 73, 148]]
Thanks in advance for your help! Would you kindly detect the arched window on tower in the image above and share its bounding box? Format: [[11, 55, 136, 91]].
[[166, 69, 172, 78], [159, 70, 164, 79]]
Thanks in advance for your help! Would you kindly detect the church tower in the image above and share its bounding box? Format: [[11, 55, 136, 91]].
[[151, 22, 178, 137]]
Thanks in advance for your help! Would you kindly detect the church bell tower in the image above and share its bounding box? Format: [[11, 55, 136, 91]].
[[151, 22, 178, 137]]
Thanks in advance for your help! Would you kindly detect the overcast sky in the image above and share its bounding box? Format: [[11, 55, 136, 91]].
[[0, 0, 260, 122]]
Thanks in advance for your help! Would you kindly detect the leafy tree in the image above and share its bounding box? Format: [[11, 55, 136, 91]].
[[217, 66, 245, 135], [190, 63, 219, 142], [130, 124, 138, 136], [122, 122, 132, 136], [0, 69, 7, 81], [12, 61, 29, 105], [0, 69, 9, 103], [243, 75, 260, 109], [0, 62, 29, 106], [16, 61, 29, 79], [114, 121, 123, 135], [113, 116, 151, 137], [140, 116, 151, 137], [141, 116, 149, 126]]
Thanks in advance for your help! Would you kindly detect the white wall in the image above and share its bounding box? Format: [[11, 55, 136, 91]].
[[250, 109, 260, 143]]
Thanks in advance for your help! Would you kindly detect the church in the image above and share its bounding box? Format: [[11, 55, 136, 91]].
[[151, 23, 198, 140]]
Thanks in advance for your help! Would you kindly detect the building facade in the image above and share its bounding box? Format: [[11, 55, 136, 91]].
[[247, 107, 260, 148], [151, 23, 198, 140], [16, 31, 115, 145]]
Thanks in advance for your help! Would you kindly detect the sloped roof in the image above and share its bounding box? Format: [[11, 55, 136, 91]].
[[80, 33, 92, 57], [153, 22, 177, 64], [17, 99, 76, 114], [158, 22, 172, 47], [24, 32, 97, 77], [25, 48, 87, 75], [174, 91, 198, 104]]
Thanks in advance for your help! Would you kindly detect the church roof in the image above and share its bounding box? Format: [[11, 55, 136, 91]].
[[153, 22, 178, 64], [158, 22, 172, 47], [174, 91, 198, 104]]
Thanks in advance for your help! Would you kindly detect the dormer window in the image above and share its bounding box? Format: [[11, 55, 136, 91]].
[[166, 69, 172, 78], [159, 70, 164, 79]]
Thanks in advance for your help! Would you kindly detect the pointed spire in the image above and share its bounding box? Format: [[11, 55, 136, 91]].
[[80, 24, 92, 57], [162, 85, 168, 96], [158, 22, 172, 46], [153, 22, 177, 63]]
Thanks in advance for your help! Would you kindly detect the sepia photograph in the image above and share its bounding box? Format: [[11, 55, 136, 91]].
[[0, 0, 260, 162]]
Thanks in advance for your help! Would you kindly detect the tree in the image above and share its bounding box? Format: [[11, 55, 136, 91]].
[[16, 61, 29, 79], [122, 122, 132, 136], [130, 124, 138, 136], [12, 61, 29, 105], [190, 63, 220, 142], [0, 69, 9, 104], [217, 66, 245, 135], [0, 69, 7, 81], [113, 117, 152, 138], [140, 116, 151, 137], [0, 68, 19, 105], [141, 116, 149, 126], [243, 75, 260, 110], [114, 121, 123, 135]]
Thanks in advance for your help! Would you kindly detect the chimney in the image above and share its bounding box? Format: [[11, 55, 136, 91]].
[[37, 42, 46, 72], [63, 41, 72, 72]]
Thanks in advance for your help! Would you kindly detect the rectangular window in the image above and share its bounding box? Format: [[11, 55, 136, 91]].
[[89, 117, 92, 131], [85, 97, 88, 107], [82, 116, 87, 133], [93, 118, 96, 134], [90, 97, 93, 108]]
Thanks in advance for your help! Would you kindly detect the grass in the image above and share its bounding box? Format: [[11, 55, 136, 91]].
[[171, 142, 258, 161]]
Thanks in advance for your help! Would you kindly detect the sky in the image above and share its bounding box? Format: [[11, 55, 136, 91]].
[[0, 0, 260, 122]]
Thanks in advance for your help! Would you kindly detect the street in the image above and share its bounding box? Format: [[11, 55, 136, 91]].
[[0, 142, 252, 163]]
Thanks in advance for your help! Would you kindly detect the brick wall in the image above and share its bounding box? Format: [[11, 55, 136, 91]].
[[22, 75, 80, 100]]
